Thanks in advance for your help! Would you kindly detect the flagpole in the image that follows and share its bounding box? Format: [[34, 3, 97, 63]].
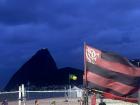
[[84, 42, 87, 87], [83, 42, 88, 105]]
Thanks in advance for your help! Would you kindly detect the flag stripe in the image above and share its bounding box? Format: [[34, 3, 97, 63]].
[[96, 58, 140, 77], [101, 51, 133, 67], [87, 81, 138, 98], [87, 71, 135, 95], [103, 92, 137, 103], [87, 81, 122, 96], [86, 62, 140, 87]]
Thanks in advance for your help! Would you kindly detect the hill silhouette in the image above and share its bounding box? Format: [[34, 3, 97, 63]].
[[5, 48, 83, 91]]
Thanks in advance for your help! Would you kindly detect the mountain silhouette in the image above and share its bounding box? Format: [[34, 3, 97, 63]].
[[5, 48, 83, 90]]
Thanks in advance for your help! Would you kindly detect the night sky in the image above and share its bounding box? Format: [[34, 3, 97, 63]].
[[0, 0, 140, 89]]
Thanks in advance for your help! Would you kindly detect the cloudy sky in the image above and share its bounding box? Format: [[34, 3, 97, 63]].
[[0, 0, 140, 88]]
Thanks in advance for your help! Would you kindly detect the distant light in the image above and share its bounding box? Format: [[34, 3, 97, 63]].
[[72, 76, 77, 80], [70, 74, 77, 80]]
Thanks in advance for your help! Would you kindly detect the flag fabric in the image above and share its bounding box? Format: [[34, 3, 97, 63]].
[[84, 44, 140, 99], [102, 92, 138, 103]]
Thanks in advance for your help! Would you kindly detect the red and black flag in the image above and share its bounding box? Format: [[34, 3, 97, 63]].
[[84, 44, 140, 99]]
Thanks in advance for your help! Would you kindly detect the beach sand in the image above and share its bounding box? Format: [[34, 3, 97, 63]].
[[0, 98, 82, 105]]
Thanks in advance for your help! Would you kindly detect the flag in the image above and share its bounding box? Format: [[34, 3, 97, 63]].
[[84, 44, 140, 99]]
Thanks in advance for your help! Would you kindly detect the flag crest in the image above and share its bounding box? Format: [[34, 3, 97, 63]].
[[86, 46, 101, 64]]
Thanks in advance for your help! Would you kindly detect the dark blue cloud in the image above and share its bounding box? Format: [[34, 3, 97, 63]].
[[0, 0, 140, 88]]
